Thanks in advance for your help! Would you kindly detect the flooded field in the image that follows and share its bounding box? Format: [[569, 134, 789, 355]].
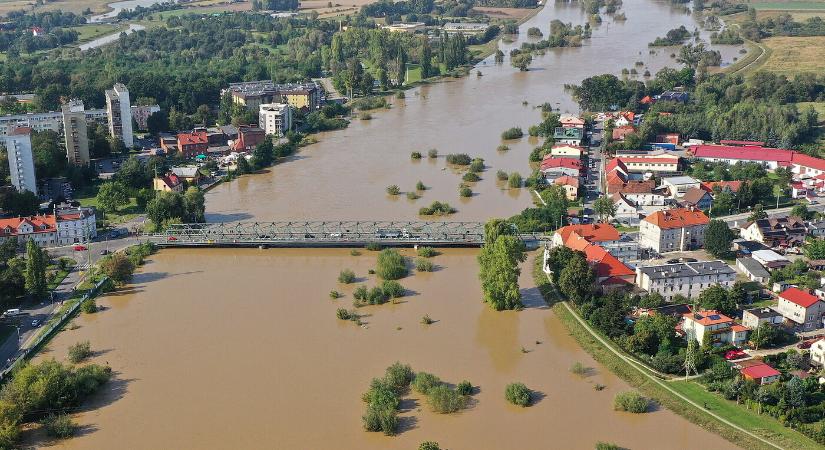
[[37, 248, 737, 449]]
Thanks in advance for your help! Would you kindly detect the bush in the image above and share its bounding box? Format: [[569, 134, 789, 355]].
[[469, 158, 484, 173], [419, 201, 456, 216], [416, 258, 434, 272], [446, 153, 472, 165], [396, 91, 406, 99], [613, 391, 650, 413], [462, 172, 481, 182], [417, 246, 436, 257], [329, 290, 342, 299], [501, 127, 524, 140], [336, 308, 351, 320], [338, 269, 356, 284], [68, 341, 92, 364], [353, 285, 369, 301], [421, 314, 434, 325], [80, 298, 98, 314], [350, 249, 361, 256], [508, 172, 523, 188], [386, 185, 400, 195], [381, 280, 405, 298], [359, 112, 372, 120], [427, 384, 467, 413], [367, 286, 388, 304], [99, 253, 135, 286], [411, 151, 422, 159], [460, 185, 474, 198], [43, 413, 77, 439], [596, 443, 621, 450], [419, 442, 441, 450], [497, 144, 509, 152], [384, 362, 415, 393], [570, 362, 588, 376], [413, 372, 442, 395], [428, 149, 438, 158], [365, 243, 382, 251], [497, 170, 509, 181], [376, 249, 408, 280], [456, 380, 473, 395], [505, 382, 532, 407], [416, 180, 427, 191], [362, 403, 398, 435], [407, 191, 420, 200]]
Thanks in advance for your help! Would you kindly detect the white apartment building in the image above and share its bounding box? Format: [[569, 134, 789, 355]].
[[0, 127, 37, 195], [635, 260, 736, 301], [55, 208, 97, 244], [639, 208, 710, 253], [62, 100, 90, 166], [105, 83, 134, 148], [0, 109, 108, 136], [259, 103, 293, 137]]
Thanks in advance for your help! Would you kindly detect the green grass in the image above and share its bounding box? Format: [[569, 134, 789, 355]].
[[797, 101, 825, 117], [751, 1, 825, 10], [74, 184, 142, 225], [405, 63, 423, 84], [67, 24, 126, 44]]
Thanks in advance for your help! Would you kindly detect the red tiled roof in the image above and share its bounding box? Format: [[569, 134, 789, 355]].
[[0, 215, 57, 237], [700, 181, 742, 193], [10, 126, 32, 136], [617, 180, 656, 194], [741, 363, 780, 379], [554, 175, 579, 188], [556, 223, 620, 244], [620, 156, 680, 165], [643, 208, 709, 229], [612, 126, 635, 141], [692, 145, 794, 163], [719, 140, 764, 147], [792, 152, 825, 172], [559, 117, 585, 126], [540, 157, 583, 171], [177, 131, 208, 146], [684, 310, 732, 326], [779, 287, 821, 308], [159, 172, 182, 189], [583, 244, 635, 278], [731, 324, 749, 332], [606, 158, 627, 173]]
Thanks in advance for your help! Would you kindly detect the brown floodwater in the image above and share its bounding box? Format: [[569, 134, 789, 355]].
[[29, 2, 747, 448], [37, 248, 736, 450]]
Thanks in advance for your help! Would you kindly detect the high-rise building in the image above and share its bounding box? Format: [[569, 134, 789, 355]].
[[0, 127, 37, 196], [61, 100, 90, 166], [105, 83, 133, 148], [259, 103, 292, 137]]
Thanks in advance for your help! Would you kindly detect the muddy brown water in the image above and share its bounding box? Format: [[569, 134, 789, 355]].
[[31, 1, 746, 448]]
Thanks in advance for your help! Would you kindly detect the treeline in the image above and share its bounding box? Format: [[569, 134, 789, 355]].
[[251, 0, 300, 11], [519, 20, 591, 51], [740, 13, 825, 41], [709, 27, 743, 45], [4, 10, 86, 29], [476, 0, 538, 7], [0, 28, 78, 54], [649, 25, 692, 46], [361, 0, 436, 17]]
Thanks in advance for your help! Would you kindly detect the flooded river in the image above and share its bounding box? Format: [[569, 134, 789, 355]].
[[33, 1, 746, 448]]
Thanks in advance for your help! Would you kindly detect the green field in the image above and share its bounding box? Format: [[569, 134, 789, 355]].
[[751, 1, 825, 10], [68, 24, 127, 44]]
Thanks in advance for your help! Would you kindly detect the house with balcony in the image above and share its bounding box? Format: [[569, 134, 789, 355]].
[[553, 127, 583, 146], [639, 208, 710, 253], [777, 287, 825, 331], [681, 309, 749, 347], [739, 217, 807, 249]]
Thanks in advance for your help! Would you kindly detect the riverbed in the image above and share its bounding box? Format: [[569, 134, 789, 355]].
[[32, 1, 747, 448]]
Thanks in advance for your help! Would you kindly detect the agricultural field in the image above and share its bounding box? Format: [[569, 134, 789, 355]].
[[757, 36, 825, 76], [0, 0, 110, 16], [749, 0, 825, 11]]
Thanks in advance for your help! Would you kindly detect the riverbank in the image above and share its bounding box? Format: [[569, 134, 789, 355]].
[[533, 257, 821, 450]]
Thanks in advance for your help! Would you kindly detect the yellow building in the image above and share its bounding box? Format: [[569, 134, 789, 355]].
[[550, 144, 584, 158]]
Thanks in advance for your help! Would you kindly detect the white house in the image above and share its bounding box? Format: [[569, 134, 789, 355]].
[[259, 103, 293, 137], [0, 215, 58, 247], [661, 176, 701, 198], [639, 208, 710, 253], [742, 307, 784, 329], [611, 193, 641, 226], [56, 208, 97, 245], [777, 287, 825, 331], [810, 339, 825, 366], [635, 261, 736, 301], [681, 309, 749, 346], [549, 144, 584, 158]]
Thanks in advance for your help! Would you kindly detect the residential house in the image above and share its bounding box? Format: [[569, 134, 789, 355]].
[[810, 339, 825, 366], [226, 81, 321, 112], [232, 126, 266, 152], [662, 176, 701, 197], [171, 166, 202, 185], [679, 187, 713, 210], [740, 217, 807, 248], [554, 176, 579, 200], [611, 193, 642, 226], [55, 208, 97, 245], [636, 261, 736, 301], [612, 125, 635, 141], [656, 133, 680, 145], [742, 307, 784, 330], [740, 363, 781, 385], [808, 220, 825, 238], [639, 208, 710, 252], [553, 127, 583, 146], [736, 257, 771, 283], [550, 223, 638, 264], [0, 215, 58, 247], [655, 91, 689, 103], [791, 181, 809, 199], [540, 157, 583, 179], [153, 172, 184, 193], [559, 115, 585, 128], [681, 309, 749, 346], [700, 181, 742, 195], [259, 103, 292, 137], [609, 180, 665, 206], [751, 249, 791, 271], [777, 287, 825, 331], [549, 144, 584, 158], [561, 237, 636, 288], [131, 104, 161, 131], [177, 131, 209, 158]]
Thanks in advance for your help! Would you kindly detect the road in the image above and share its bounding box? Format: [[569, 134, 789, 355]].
[[719, 203, 825, 227]]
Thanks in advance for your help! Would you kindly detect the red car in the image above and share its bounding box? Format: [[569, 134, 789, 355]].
[[167, 236, 178, 241], [72, 245, 87, 251], [724, 349, 747, 360], [798, 340, 814, 350]]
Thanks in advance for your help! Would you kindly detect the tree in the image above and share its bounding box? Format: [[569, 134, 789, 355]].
[[748, 204, 767, 222], [593, 196, 617, 223], [558, 252, 595, 304], [478, 229, 526, 310], [511, 52, 532, 71], [182, 187, 205, 223], [99, 253, 135, 285], [804, 237, 825, 260], [115, 156, 150, 189], [252, 137, 274, 168], [146, 191, 186, 228], [24, 239, 47, 300], [698, 285, 735, 314], [791, 204, 812, 220], [96, 181, 129, 213], [704, 219, 734, 258]]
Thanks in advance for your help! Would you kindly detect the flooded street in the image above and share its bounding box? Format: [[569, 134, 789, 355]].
[[39, 249, 736, 449], [32, 1, 746, 448]]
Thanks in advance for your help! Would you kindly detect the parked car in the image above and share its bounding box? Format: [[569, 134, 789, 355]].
[[73, 245, 87, 251], [724, 349, 747, 360], [167, 236, 178, 241], [99, 249, 111, 255], [798, 340, 815, 349], [31, 319, 39, 327]]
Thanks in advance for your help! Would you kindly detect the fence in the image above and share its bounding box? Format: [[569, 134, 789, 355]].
[[0, 276, 109, 382]]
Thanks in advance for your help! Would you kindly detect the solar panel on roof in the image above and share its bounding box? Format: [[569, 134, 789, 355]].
[[709, 315, 721, 320]]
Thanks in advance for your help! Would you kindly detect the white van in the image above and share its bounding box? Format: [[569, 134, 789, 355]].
[[3, 309, 22, 317]]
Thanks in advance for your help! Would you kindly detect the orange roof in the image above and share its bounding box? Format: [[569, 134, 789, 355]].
[[684, 310, 732, 326], [0, 215, 57, 237], [700, 181, 742, 193], [643, 208, 709, 229], [554, 175, 579, 188], [583, 244, 635, 278], [779, 287, 821, 308], [617, 180, 656, 194], [731, 324, 750, 332], [556, 223, 620, 244], [158, 172, 182, 189], [606, 158, 628, 173], [177, 131, 208, 146], [741, 363, 780, 379]]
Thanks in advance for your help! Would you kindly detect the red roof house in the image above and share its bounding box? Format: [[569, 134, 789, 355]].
[[700, 181, 742, 194], [177, 131, 209, 158], [740, 363, 781, 385], [612, 125, 636, 141]]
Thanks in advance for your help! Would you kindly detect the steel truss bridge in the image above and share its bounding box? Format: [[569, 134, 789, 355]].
[[144, 221, 547, 248]]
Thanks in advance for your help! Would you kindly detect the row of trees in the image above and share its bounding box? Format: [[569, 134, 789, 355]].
[[478, 220, 527, 310]]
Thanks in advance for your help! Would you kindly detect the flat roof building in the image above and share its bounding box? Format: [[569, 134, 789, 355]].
[[636, 260, 735, 301]]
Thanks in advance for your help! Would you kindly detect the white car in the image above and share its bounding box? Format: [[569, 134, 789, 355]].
[[31, 320, 40, 327]]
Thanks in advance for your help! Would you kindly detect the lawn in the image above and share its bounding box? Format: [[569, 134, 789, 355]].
[[405, 63, 423, 84], [756, 36, 825, 76], [751, 1, 825, 10], [74, 183, 142, 225], [797, 101, 825, 118], [68, 24, 127, 44]]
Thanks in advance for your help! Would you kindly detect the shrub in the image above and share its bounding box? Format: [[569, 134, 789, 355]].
[[501, 127, 524, 139], [359, 112, 372, 120], [613, 391, 650, 413], [419, 442, 441, 450], [381, 280, 405, 298], [353, 285, 369, 300], [329, 290, 342, 299], [366, 243, 382, 251], [396, 91, 406, 99], [596, 443, 621, 450], [416, 258, 434, 272], [462, 172, 481, 182], [99, 252, 135, 285], [80, 298, 98, 314], [446, 153, 472, 165], [497, 144, 509, 152], [384, 362, 415, 393], [43, 413, 77, 439], [459, 186, 472, 198], [416, 180, 427, 190], [407, 191, 420, 200], [338, 269, 356, 284], [413, 372, 442, 394], [427, 385, 467, 413], [496, 170, 509, 181], [68, 341, 92, 364], [456, 380, 473, 395], [505, 382, 532, 407], [363, 404, 398, 435], [376, 249, 408, 280], [508, 172, 523, 188], [428, 149, 438, 158], [411, 151, 422, 159], [350, 249, 361, 256], [417, 246, 436, 257], [367, 286, 388, 304], [469, 158, 485, 173], [570, 362, 588, 376], [419, 201, 456, 216], [421, 314, 434, 325], [386, 185, 400, 195], [336, 308, 351, 320]]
